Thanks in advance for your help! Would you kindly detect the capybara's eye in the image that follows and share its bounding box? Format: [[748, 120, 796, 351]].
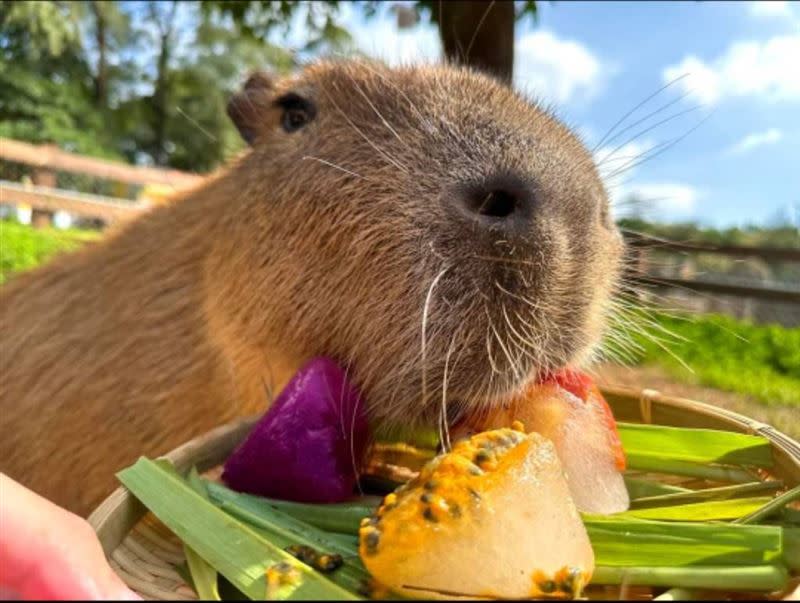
[[275, 92, 316, 133]]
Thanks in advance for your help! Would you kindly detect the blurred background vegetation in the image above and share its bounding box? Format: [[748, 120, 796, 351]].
[[1, 1, 797, 435], [0, 0, 537, 170]]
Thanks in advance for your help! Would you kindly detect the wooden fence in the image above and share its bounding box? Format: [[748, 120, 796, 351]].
[[1, 138, 798, 306], [623, 231, 800, 305], [0, 137, 201, 227]]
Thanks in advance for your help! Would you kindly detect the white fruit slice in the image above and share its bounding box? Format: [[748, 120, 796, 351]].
[[359, 428, 594, 599], [453, 373, 630, 515]]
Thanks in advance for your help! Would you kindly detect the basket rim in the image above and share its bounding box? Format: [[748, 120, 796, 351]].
[[89, 385, 800, 557]]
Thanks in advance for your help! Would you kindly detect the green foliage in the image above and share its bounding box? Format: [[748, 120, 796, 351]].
[[618, 217, 800, 249], [625, 312, 800, 407], [200, 1, 355, 56], [160, 18, 295, 171], [0, 1, 296, 170], [0, 220, 99, 285], [0, 1, 121, 158], [2, 0, 541, 169]]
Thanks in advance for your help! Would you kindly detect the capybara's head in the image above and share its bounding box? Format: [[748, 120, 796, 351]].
[[216, 59, 623, 429]]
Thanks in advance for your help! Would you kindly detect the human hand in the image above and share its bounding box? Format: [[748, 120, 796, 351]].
[[0, 473, 141, 600]]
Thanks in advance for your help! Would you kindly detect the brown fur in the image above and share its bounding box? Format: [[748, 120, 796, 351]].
[[0, 60, 623, 516]]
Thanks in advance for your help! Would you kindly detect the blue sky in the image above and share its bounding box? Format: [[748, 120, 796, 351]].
[[291, 0, 800, 228]]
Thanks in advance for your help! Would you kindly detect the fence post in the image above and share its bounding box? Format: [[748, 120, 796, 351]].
[[30, 145, 58, 228]]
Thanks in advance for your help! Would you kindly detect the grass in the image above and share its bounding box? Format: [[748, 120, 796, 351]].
[[0, 219, 99, 284], [622, 312, 800, 408]]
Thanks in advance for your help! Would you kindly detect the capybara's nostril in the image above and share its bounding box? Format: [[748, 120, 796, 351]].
[[454, 175, 536, 231], [470, 189, 518, 219]]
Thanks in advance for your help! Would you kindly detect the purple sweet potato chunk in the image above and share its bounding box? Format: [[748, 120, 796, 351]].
[[222, 357, 370, 503]]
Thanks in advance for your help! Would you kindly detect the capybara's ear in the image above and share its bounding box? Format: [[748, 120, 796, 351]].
[[227, 71, 276, 145]]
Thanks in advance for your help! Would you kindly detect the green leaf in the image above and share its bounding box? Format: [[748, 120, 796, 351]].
[[618, 423, 773, 469], [591, 564, 788, 591], [205, 480, 377, 534], [625, 477, 690, 500], [584, 517, 783, 567], [184, 468, 221, 601], [784, 528, 800, 571], [629, 481, 783, 509], [117, 458, 359, 600], [613, 496, 772, 521], [220, 503, 369, 595], [734, 485, 800, 524]]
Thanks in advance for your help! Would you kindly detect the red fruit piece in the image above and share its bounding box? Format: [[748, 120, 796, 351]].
[[541, 369, 626, 471], [538, 369, 594, 402]]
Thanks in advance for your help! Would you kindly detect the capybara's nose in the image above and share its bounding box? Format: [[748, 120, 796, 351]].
[[452, 173, 536, 233]]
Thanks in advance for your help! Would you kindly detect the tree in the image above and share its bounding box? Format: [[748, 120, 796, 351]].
[[142, 0, 180, 166], [203, 1, 538, 83], [163, 18, 294, 171], [2, 1, 539, 171], [84, 1, 132, 109], [0, 1, 119, 158]]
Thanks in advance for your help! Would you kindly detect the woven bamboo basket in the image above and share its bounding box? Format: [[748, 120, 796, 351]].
[[89, 386, 800, 601]]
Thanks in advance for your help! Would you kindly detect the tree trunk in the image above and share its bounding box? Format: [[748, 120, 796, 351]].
[[91, 1, 108, 107], [150, 0, 177, 166], [434, 1, 515, 84], [152, 36, 170, 165]]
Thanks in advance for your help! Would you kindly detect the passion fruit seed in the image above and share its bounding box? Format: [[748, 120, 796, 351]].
[[285, 545, 316, 565], [474, 450, 491, 465], [539, 580, 556, 594], [361, 528, 381, 555], [265, 561, 302, 598], [284, 545, 343, 574], [315, 554, 343, 572], [560, 567, 585, 597]]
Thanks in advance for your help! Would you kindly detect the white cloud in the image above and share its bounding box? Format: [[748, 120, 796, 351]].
[[726, 127, 784, 155], [594, 140, 654, 188], [338, 2, 441, 65], [614, 182, 702, 220], [592, 139, 701, 220], [663, 33, 800, 105], [514, 30, 606, 105], [749, 1, 793, 18]]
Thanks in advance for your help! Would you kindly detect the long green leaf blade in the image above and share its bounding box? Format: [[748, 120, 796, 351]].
[[117, 458, 359, 600], [625, 477, 690, 500], [220, 503, 370, 595], [614, 496, 772, 521], [205, 480, 376, 534], [585, 517, 783, 567], [618, 423, 773, 468], [184, 467, 221, 600], [630, 481, 783, 509], [735, 485, 800, 524], [591, 564, 788, 590]]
